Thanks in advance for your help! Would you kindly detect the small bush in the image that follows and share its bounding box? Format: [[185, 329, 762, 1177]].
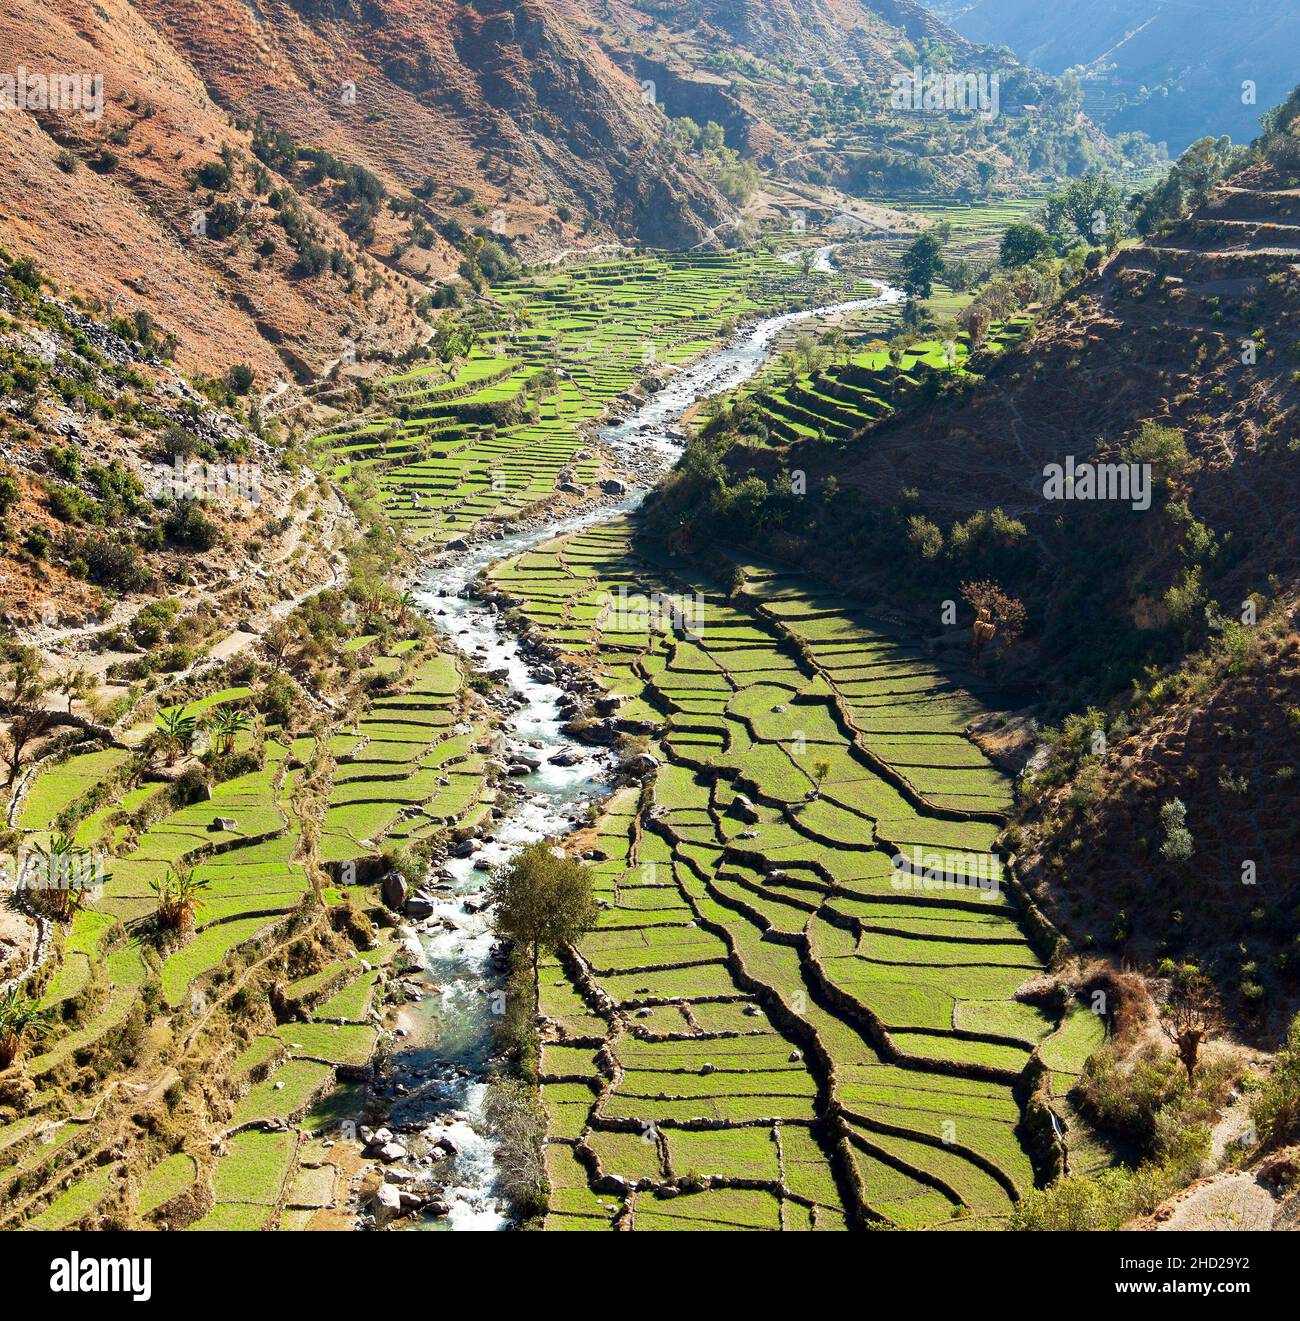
[[1159, 798, 1194, 862], [81, 533, 148, 590], [1251, 1014, 1300, 1151]]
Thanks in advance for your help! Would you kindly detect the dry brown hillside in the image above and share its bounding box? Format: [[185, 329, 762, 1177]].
[[0, 0, 732, 383], [557, 0, 1133, 194], [1017, 614, 1300, 1037]]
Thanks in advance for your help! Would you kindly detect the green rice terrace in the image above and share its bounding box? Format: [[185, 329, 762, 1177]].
[[1, 238, 1104, 1233], [485, 520, 1110, 1229], [316, 250, 881, 547], [732, 319, 1033, 445], [0, 634, 498, 1230]]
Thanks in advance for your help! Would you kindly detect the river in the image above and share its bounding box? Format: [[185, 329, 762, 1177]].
[[389, 265, 904, 1230]]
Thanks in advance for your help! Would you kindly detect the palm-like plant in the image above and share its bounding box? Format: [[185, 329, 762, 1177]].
[[150, 865, 211, 932], [25, 833, 95, 921], [208, 707, 252, 756], [0, 988, 51, 1070], [155, 708, 197, 766], [397, 590, 416, 625], [357, 578, 386, 630]]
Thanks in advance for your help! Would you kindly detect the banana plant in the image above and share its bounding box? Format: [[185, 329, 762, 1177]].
[[0, 988, 51, 1070], [150, 865, 212, 932], [25, 833, 95, 921], [208, 707, 252, 756], [155, 708, 197, 766]]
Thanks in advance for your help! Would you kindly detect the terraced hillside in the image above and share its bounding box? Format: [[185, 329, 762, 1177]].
[[319, 251, 872, 546], [486, 520, 1104, 1229], [735, 317, 1033, 444], [0, 635, 500, 1229], [655, 119, 1300, 712], [2, 242, 895, 1232]]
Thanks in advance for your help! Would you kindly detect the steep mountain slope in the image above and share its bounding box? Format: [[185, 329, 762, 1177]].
[[0, 0, 431, 380], [0, 253, 348, 634], [1017, 618, 1300, 1030], [925, 0, 1300, 151], [0, 0, 730, 380], [560, 0, 1143, 195]]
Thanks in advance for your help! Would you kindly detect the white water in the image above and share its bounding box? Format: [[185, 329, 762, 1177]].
[[394, 261, 904, 1229], [779, 242, 838, 275]]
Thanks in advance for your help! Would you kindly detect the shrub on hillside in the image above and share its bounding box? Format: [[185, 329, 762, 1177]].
[[1011, 1120, 1209, 1230], [1159, 798, 1194, 863], [163, 499, 218, 550], [80, 533, 148, 591], [1250, 1014, 1300, 1151]]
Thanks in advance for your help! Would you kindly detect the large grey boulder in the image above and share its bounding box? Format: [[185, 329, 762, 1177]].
[[381, 871, 409, 911], [370, 1182, 403, 1225]]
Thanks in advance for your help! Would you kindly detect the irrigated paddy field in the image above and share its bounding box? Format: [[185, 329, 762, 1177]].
[[484, 519, 1106, 1229], [4, 230, 1107, 1232]]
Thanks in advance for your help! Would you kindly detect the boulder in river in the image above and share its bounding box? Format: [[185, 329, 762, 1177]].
[[370, 1182, 403, 1224], [404, 893, 436, 920]]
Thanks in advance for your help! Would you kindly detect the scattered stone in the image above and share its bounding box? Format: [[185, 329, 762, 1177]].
[[731, 793, 760, 823]]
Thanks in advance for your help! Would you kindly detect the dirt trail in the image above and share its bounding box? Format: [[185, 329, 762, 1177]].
[[1152, 1171, 1279, 1231]]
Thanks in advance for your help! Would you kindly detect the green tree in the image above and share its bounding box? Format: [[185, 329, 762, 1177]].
[[1044, 172, 1126, 248], [901, 230, 945, 299], [487, 842, 598, 976], [55, 667, 91, 714], [1000, 221, 1053, 268]]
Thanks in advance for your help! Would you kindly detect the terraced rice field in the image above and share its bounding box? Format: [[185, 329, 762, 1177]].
[[1, 636, 496, 1224], [488, 519, 1092, 1229], [738, 317, 1032, 444], [867, 195, 1050, 318], [318, 251, 873, 547]]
